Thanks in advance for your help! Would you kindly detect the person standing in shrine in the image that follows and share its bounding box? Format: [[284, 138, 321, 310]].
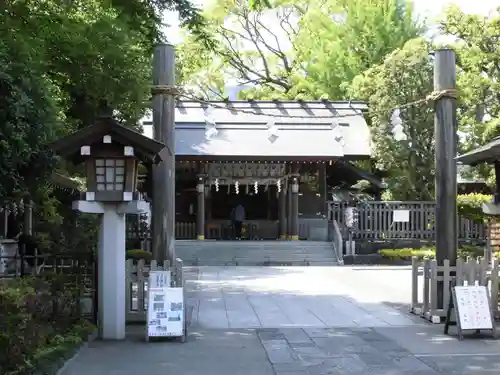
[[231, 203, 245, 240]]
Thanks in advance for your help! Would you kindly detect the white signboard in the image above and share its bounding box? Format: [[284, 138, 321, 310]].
[[454, 286, 493, 331], [345, 207, 355, 228], [147, 271, 184, 338], [393, 209, 410, 223]]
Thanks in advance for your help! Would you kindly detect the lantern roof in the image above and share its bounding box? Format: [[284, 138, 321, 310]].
[[50, 116, 166, 165]]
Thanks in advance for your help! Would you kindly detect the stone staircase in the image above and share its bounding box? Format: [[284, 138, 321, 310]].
[[174, 240, 338, 266]]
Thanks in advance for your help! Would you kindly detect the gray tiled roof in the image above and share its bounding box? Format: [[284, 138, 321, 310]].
[[141, 100, 371, 159], [456, 136, 500, 166]]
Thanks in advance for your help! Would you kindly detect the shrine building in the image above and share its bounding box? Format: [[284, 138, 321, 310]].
[[139, 100, 377, 241]]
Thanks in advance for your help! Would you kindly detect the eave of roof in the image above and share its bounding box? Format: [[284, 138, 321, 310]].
[[142, 100, 371, 159], [50, 117, 166, 164], [456, 137, 500, 166]]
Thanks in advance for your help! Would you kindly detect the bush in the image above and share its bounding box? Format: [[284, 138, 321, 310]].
[[0, 274, 94, 375], [378, 245, 489, 260], [126, 249, 152, 262], [457, 193, 492, 222], [378, 248, 435, 260]]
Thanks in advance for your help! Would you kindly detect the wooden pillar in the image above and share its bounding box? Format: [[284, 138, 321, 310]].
[[279, 186, 287, 239], [290, 175, 299, 240], [434, 48, 457, 267], [196, 175, 205, 240], [23, 201, 33, 235], [151, 44, 176, 263]]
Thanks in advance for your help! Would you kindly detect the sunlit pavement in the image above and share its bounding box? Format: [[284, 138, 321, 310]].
[[61, 266, 500, 375]]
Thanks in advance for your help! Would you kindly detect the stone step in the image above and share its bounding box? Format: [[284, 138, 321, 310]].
[[174, 240, 338, 266]]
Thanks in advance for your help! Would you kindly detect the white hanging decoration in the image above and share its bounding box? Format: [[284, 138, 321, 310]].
[[331, 119, 344, 145], [390, 109, 407, 141], [204, 106, 218, 140], [267, 118, 279, 142], [234, 180, 239, 195], [204, 106, 216, 125], [254, 181, 259, 194], [214, 178, 219, 192], [276, 179, 281, 193]]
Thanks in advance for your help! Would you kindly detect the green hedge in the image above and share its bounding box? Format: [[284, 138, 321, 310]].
[[126, 249, 152, 261], [0, 275, 94, 375], [378, 245, 488, 260], [457, 193, 492, 222]]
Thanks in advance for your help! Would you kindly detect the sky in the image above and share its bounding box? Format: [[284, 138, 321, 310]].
[[163, 0, 499, 45]]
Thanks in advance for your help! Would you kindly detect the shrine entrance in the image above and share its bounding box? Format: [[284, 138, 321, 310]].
[[196, 162, 294, 241]]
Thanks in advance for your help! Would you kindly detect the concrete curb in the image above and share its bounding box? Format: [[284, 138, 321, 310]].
[[55, 329, 98, 375]]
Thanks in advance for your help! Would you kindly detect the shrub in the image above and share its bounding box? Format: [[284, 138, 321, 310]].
[[457, 193, 492, 222], [0, 274, 94, 375], [378, 248, 435, 260], [378, 245, 487, 260], [126, 249, 152, 262]]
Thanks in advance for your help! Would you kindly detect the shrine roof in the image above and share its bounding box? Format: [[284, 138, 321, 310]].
[[456, 136, 500, 166], [141, 100, 371, 160]]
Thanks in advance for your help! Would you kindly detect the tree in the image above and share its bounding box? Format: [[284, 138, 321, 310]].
[[348, 6, 500, 200], [349, 38, 435, 200], [177, 0, 301, 99], [439, 6, 500, 147], [177, 0, 424, 100], [294, 0, 424, 99], [0, 0, 206, 249]]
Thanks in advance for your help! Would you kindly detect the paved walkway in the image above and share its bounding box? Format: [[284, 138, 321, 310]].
[[188, 266, 422, 328], [61, 266, 500, 375]]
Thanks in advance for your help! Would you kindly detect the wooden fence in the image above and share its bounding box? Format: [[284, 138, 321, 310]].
[[327, 201, 486, 241], [125, 258, 184, 323], [410, 257, 500, 323]]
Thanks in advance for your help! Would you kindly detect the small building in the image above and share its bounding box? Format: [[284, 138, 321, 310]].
[[138, 100, 379, 241]]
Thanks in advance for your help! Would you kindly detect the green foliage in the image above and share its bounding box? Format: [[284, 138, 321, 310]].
[[349, 38, 435, 200], [378, 248, 435, 260], [178, 0, 423, 100], [0, 0, 206, 247], [0, 275, 94, 375], [293, 0, 424, 99], [378, 245, 487, 260], [457, 193, 492, 222], [126, 249, 153, 261]]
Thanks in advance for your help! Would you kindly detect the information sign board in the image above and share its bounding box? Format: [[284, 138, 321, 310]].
[[444, 285, 496, 340], [393, 209, 410, 223], [146, 270, 184, 340], [454, 286, 493, 331]]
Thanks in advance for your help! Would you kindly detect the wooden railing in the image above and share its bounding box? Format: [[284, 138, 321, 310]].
[[125, 258, 184, 323], [327, 201, 486, 241], [411, 257, 500, 323]]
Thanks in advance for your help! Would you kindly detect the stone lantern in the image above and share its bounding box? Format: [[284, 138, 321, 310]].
[[50, 114, 165, 340]]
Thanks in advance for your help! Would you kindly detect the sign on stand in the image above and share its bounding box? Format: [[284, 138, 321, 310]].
[[146, 270, 186, 342], [444, 285, 496, 340], [393, 209, 409, 223]]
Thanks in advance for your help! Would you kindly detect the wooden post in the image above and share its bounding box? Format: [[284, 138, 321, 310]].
[[290, 176, 299, 240], [151, 44, 176, 263], [23, 201, 33, 235], [434, 48, 457, 309], [196, 175, 205, 240], [279, 186, 287, 239]]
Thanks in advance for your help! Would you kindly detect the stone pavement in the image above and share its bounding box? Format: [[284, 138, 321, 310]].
[[61, 325, 500, 375], [188, 266, 423, 328], [60, 266, 500, 375]]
